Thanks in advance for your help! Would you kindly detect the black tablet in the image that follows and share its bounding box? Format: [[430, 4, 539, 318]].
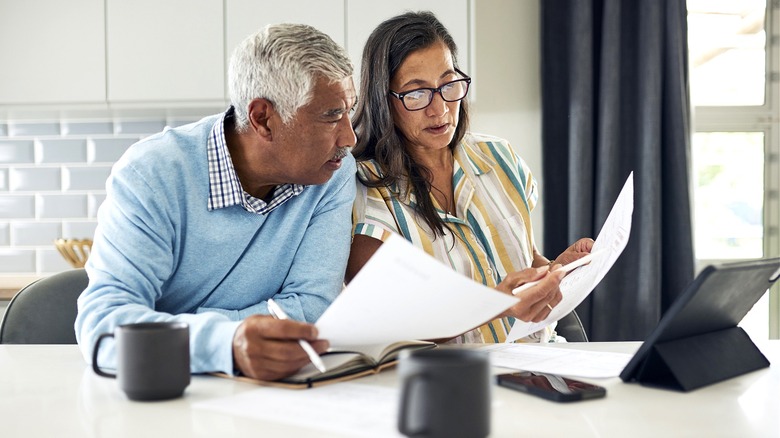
[[620, 257, 780, 391]]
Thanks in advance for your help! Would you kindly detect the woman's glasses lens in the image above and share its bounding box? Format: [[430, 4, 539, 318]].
[[398, 78, 471, 111]]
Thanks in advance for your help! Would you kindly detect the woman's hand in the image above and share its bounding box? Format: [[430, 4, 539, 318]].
[[495, 267, 566, 323], [551, 237, 594, 267]]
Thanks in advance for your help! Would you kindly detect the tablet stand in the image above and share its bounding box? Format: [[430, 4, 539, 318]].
[[633, 326, 769, 392]]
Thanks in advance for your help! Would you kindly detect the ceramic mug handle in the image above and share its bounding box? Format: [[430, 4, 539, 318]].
[[398, 371, 429, 436], [92, 332, 116, 378]]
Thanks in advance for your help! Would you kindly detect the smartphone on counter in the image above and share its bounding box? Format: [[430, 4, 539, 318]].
[[496, 371, 606, 402]]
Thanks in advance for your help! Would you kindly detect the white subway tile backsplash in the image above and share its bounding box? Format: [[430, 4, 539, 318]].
[[62, 121, 113, 136], [36, 138, 88, 163], [11, 222, 62, 245], [88, 193, 106, 217], [115, 120, 165, 135], [62, 221, 97, 239], [38, 248, 72, 274], [63, 166, 111, 190], [9, 167, 61, 191], [0, 249, 36, 273], [0, 195, 35, 218], [1, 109, 215, 277], [0, 140, 35, 163], [0, 222, 8, 245], [36, 194, 89, 219], [8, 121, 61, 136], [88, 137, 134, 163]]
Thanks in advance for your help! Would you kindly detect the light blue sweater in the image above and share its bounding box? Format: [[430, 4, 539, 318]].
[[75, 114, 356, 374]]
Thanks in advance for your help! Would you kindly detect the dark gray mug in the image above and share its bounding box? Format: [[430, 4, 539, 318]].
[[92, 322, 190, 401], [397, 348, 491, 438]]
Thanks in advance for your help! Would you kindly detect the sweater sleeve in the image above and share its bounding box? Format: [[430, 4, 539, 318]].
[[75, 155, 241, 375]]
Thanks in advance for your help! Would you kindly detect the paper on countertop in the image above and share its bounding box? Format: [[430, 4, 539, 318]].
[[193, 383, 403, 437], [316, 233, 519, 346], [507, 172, 634, 342], [479, 344, 633, 378]]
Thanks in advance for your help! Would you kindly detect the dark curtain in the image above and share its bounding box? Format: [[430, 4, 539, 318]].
[[540, 0, 695, 341]]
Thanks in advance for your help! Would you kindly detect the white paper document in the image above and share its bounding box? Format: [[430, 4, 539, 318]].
[[507, 172, 635, 342], [479, 344, 633, 378], [316, 234, 519, 346], [193, 383, 403, 437]]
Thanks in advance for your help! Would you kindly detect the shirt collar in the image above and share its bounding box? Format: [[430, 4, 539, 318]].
[[207, 107, 305, 215], [357, 137, 498, 210], [455, 137, 496, 176]]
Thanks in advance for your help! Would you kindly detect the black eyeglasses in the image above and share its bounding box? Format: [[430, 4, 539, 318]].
[[388, 69, 471, 111]]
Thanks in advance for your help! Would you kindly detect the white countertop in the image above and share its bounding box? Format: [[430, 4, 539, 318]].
[[0, 275, 41, 298], [1, 342, 778, 437]]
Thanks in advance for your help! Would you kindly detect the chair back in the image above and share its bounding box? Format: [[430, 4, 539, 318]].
[[0, 269, 88, 344], [556, 310, 589, 342]]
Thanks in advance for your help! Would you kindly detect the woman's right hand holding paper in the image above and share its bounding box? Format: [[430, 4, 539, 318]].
[[496, 267, 566, 323]]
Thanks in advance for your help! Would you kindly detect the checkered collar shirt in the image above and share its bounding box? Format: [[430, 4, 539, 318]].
[[207, 107, 305, 215]]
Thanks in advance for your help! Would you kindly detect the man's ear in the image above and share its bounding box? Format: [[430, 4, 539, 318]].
[[247, 98, 275, 140]]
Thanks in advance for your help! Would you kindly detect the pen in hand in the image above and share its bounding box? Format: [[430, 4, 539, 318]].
[[266, 298, 327, 373], [512, 250, 603, 296]]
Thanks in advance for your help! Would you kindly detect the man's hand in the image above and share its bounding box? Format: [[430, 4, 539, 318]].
[[496, 267, 565, 322], [232, 315, 329, 381]]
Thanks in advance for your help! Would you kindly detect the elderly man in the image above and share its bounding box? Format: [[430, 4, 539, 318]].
[[76, 23, 357, 381]]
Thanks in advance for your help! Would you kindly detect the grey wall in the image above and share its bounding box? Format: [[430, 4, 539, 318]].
[[472, 0, 544, 250]]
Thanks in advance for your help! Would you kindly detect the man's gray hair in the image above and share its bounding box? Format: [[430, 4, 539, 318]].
[[228, 23, 353, 130]]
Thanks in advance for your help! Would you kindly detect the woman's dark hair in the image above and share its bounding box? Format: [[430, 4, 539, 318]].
[[351, 10, 470, 237]]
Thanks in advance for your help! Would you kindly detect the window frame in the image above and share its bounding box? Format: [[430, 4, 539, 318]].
[[690, 1, 780, 338]]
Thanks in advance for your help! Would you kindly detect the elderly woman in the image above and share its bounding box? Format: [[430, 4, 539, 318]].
[[346, 11, 593, 343]]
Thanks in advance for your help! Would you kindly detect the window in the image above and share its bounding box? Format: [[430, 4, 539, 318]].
[[688, 0, 780, 340]]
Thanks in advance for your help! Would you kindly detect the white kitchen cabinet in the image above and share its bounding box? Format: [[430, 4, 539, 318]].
[[0, 0, 106, 104], [226, 0, 471, 97], [225, 0, 345, 61], [105, 0, 224, 103], [0, 1, 471, 108], [346, 0, 472, 82]]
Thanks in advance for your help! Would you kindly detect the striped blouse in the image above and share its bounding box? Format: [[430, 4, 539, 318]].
[[352, 132, 553, 343]]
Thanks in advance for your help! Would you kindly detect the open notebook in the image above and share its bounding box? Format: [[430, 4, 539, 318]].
[[224, 340, 435, 389]]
